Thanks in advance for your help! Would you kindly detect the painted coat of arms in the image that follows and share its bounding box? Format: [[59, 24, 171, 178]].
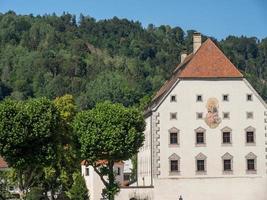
[[204, 98, 221, 128]]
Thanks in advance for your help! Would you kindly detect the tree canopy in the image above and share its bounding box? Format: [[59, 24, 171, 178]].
[[0, 98, 61, 198], [73, 101, 145, 199], [0, 11, 265, 109]]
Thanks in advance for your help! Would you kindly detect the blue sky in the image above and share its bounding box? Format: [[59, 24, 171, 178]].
[[0, 0, 266, 40]]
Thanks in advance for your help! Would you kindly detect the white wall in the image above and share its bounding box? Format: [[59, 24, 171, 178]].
[[137, 116, 152, 186], [82, 163, 125, 200], [115, 187, 154, 200], [153, 177, 267, 200], [156, 79, 266, 179]]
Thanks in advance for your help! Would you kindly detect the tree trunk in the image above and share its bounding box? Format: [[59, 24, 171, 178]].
[[108, 161, 115, 200]]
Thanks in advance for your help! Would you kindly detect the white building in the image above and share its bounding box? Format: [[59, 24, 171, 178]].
[[122, 33, 267, 200], [81, 160, 125, 200]]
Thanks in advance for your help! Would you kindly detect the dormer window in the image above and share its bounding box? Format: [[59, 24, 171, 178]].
[[170, 95, 177, 102], [222, 94, 229, 101], [196, 95, 202, 102]]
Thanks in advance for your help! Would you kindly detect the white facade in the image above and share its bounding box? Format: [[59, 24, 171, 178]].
[[136, 78, 267, 200], [82, 162, 124, 200]]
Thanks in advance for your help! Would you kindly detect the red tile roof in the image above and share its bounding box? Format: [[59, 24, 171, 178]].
[[178, 39, 243, 78], [81, 159, 124, 166], [151, 38, 243, 105], [0, 157, 8, 169]]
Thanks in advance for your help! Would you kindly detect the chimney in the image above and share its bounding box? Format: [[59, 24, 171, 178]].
[[180, 53, 187, 63], [193, 32, 201, 53]]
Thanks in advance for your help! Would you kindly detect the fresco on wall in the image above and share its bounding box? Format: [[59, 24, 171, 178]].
[[204, 98, 221, 128]]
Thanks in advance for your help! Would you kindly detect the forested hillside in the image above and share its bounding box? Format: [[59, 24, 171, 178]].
[[0, 11, 266, 109]]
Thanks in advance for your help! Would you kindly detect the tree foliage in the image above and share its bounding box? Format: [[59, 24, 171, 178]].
[[73, 101, 145, 200], [0, 98, 61, 198], [67, 172, 89, 200], [0, 11, 265, 108]]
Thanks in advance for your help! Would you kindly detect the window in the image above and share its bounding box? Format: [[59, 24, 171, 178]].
[[221, 127, 232, 145], [170, 160, 179, 172], [247, 94, 253, 101], [222, 153, 233, 173], [246, 131, 254, 143], [195, 127, 206, 146], [195, 153, 207, 174], [170, 95, 177, 102], [196, 112, 203, 119], [222, 94, 229, 101], [196, 132, 204, 144], [170, 132, 178, 144], [169, 153, 180, 174], [245, 152, 257, 173], [85, 167, 90, 176], [170, 112, 177, 120], [169, 127, 179, 146], [124, 174, 130, 181], [196, 95, 203, 102], [247, 159, 255, 171], [197, 160, 205, 171], [223, 112, 230, 119], [246, 112, 253, 119], [223, 159, 232, 171], [223, 132, 231, 144], [245, 126, 256, 145], [117, 167, 121, 175]]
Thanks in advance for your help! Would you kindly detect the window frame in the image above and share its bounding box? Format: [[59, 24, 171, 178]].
[[246, 94, 253, 101], [170, 112, 177, 120], [169, 153, 180, 175], [245, 126, 256, 146], [196, 112, 203, 119], [195, 153, 207, 175], [246, 112, 254, 119], [222, 94, 229, 102], [245, 152, 257, 174], [195, 127, 206, 147], [170, 95, 177, 102], [85, 167, 90, 176], [168, 127, 179, 147], [222, 112, 230, 119], [196, 95, 203, 102], [221, 127, 232, 145], [221, 153, 233, 174]]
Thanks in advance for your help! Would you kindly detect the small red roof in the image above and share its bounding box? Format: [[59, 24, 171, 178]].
[[178, 39, 243, 78], [0, 157, 8, 169], [81, 160, 124, 166]]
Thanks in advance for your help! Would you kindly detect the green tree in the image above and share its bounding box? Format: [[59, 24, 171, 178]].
[[0, 98, 61, 199], [41, 94, 79, 199], [67, 172, 89, 200], [73, 102, 145, 200]]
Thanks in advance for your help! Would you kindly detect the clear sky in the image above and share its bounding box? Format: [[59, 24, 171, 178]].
[[0, 0, 266, 40]]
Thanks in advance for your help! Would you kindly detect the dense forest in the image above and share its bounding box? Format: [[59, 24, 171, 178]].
[[0, 11, 266, 109]]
